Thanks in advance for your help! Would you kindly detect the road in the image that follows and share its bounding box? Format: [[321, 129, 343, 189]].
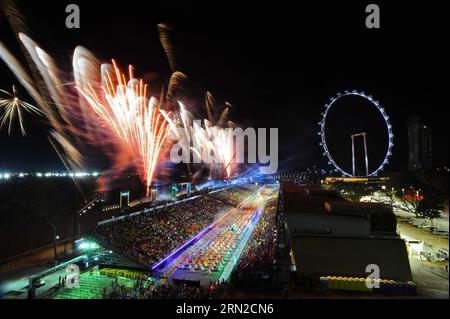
[[408, 256, 448, 299]]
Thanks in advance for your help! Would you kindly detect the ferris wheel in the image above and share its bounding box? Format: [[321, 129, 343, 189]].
[[318, 90, 394, 177]]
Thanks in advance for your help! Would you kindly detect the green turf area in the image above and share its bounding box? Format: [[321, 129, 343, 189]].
[[53, 270, 136, 299]]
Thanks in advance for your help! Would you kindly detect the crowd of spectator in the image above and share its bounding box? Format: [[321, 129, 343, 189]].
[[207, 185, 257, 206], [93, 184, 279, 299], [94, 196, 231, 266], [107, 278, 233, 299], [233, 197, 278, 277]]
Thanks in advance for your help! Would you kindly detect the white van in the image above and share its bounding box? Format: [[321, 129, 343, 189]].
[[432, 229, 449, 239], [437, 249, 449, 260]]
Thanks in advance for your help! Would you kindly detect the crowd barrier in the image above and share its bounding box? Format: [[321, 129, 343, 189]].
[[99, 267, 150, 280], [320, 276, 417, 296]]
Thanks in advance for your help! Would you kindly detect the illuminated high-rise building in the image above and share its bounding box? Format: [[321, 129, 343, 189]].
[[407, 116, 433, 170]]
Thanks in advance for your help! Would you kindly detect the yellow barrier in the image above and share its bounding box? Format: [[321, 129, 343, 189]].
[[99, 268, 149, 280], [326, 275, 417, 295]]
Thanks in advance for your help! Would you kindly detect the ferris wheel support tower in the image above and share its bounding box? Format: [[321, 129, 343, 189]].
[[351, 132, 369, 177]]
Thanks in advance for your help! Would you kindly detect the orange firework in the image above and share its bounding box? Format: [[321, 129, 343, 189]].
[[77, 60, 171, 195]]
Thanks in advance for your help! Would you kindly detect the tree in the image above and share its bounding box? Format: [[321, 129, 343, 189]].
[[388, 169, 448, 221], [324, 181, 380, 202], [394, 188, 422, 217], [417, 195, 444, 227], [0, 183, 17, 260], [30, 181, 60, 260], [29, 179, 80, 261], [384, 170, 445, 224], [1, 177, 88, 261]]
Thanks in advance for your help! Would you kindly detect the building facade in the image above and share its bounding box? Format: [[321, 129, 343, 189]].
[[407, 116, 433, 170]]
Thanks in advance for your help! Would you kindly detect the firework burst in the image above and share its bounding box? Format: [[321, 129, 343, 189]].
[[165, 101, 235, 179], [0, 3, 241, 193], [0, 85, 42, 135], [77, 60, 172, 194]]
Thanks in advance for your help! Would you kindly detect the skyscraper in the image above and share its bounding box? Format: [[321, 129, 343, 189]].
[[407, 116, 433, 170]]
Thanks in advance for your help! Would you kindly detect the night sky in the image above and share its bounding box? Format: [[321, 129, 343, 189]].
[[0, 0, 448, 173]]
